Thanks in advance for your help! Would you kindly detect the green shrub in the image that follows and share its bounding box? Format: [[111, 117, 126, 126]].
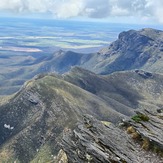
[[132, 113, 149, 123]]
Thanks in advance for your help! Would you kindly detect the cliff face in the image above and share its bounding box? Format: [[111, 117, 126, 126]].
[[60, 108, 163, 163], [88, 28, 163, 74]]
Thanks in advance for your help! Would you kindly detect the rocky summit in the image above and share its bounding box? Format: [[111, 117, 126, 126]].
[[84, 28, 163, 74]]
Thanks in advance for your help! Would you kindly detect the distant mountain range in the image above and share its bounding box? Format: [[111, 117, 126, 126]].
[[1, 28, 163, 95]]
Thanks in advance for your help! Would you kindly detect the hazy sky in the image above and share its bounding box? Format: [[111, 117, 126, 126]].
[[0, 0, 163, 24]]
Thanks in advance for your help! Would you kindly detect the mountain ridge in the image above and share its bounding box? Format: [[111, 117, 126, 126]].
[[0, 67, 163, 162]]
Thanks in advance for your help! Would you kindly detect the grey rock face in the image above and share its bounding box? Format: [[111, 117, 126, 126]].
[[61, 108, 163, 163]]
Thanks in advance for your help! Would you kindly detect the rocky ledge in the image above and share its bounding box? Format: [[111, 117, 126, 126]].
[[57, 108, 163, 163]]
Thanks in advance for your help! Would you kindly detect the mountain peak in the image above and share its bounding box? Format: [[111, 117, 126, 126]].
[[98, 28, 163, 74], [139, 28, 163, 40], [118, 28, 153, 43]]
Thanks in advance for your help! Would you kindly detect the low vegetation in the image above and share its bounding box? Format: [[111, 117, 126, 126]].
[[131, 113, 149, 123]]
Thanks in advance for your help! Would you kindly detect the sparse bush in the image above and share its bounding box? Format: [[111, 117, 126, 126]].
[[142, 138, 150, 150], [127, 126, 135, 134], [131, 115, 142, 122], [127, 126, 140, 139], [153, 145, 160, 154], [132, 113, 149, 123], [131, 132, 140, 139]]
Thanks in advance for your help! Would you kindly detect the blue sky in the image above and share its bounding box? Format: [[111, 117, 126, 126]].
[[0, 0, 163, 24]]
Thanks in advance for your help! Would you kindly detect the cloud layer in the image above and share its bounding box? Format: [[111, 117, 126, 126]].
[[0, 0, 163, 23]]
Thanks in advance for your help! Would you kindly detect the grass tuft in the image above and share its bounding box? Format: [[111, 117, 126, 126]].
[[131, 113, 149, 123]]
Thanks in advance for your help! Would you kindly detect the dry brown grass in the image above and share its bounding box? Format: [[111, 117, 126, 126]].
[[142, 138, 150, 150], [127, 126, 135, 134]]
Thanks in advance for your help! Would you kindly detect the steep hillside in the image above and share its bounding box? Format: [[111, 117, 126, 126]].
[[64, 67, 163, 113], [0, 68, 163, 162], [0, 71, 123, 163]]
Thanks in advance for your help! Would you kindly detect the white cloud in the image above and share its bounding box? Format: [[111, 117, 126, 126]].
[[83, 0, 111, 18], [52, 0, 84, 18], [0, 0, 163, 23], [111, 5, 129, 16], [150, 1, 163, 23]]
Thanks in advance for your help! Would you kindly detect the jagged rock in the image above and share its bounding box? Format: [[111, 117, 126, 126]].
[[54, 149, 68, 163], [135, 70, 153, 79], [26, 91, 40, 105], [157, 108, 163, 113], [61, 110, 163, 163], [126, 109, 163, 152], [28, 97, 39, 105]]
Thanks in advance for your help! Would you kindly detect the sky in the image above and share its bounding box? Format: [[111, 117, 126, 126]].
[[0, 0, 163, 24]]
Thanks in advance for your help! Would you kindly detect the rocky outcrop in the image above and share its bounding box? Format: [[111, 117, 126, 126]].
[[135, 69, 153, 79], [54, 149, 68, 163], [125, 109, 163, 153], [98, 28, 163, 74], [60, 108, 163, 163]]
